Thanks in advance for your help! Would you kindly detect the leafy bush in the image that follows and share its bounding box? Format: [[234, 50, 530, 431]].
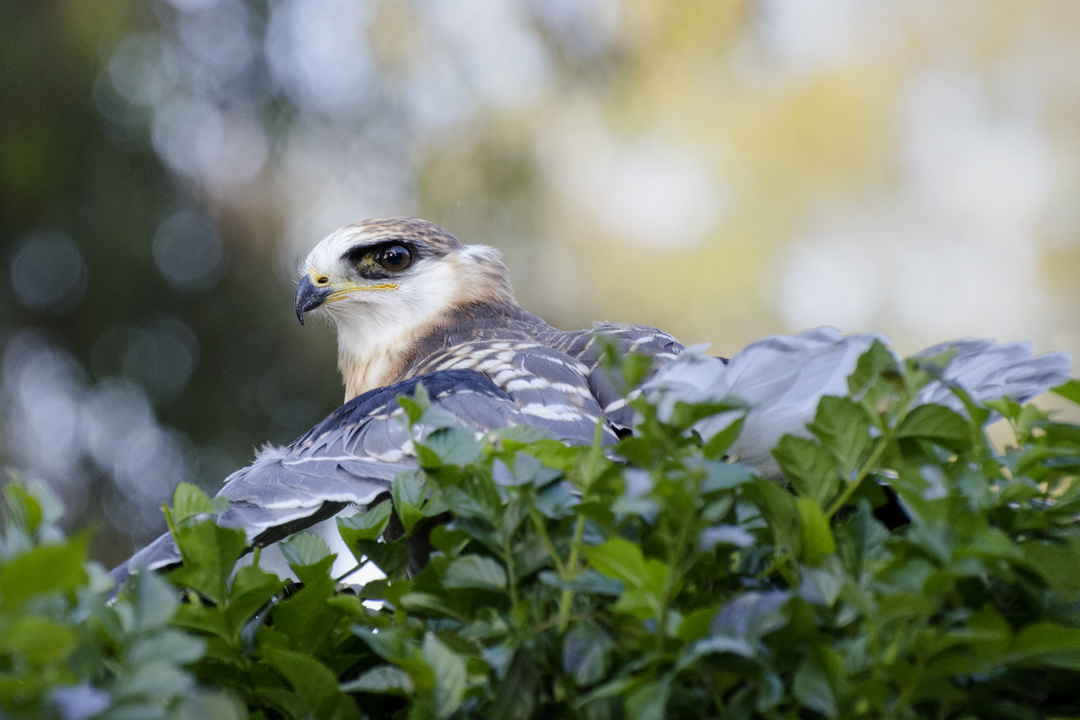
[[2, 346, 1080, 719]]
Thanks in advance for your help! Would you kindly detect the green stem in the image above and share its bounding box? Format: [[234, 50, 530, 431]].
[[531, 511, 566, 577], [558, 514, 587, 632], [656, 507, 694, 647], [825, 437, 890, 519], [504, 537, 519, 606], [334, 562, 364, 584]]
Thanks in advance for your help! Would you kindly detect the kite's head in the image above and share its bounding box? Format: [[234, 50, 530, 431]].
[[295, 218, 514, 325], [295, 218, 516, 395]]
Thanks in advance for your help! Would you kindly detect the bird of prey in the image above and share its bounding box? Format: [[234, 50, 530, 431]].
[[109, 218, 1072, 585]]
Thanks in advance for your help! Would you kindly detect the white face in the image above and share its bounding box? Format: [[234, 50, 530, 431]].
[[294, 223, 465, 357], [297, 225, 453, 313]]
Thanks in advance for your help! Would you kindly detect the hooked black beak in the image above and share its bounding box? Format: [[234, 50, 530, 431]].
[[294, 275, 332, 325]]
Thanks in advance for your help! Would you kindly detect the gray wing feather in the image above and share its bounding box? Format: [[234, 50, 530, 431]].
[[645, 328, 1072, 478], [107, 370, 527, 589]]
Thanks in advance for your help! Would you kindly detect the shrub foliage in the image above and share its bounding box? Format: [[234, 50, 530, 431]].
[[3, 346, 1080, 719]]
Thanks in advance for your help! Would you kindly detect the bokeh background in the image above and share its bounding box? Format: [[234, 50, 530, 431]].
[[2, 0, 1078, 567]]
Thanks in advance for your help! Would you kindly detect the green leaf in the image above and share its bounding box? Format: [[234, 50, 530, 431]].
[[421, 427, 482, 466], [799, 565, 842, 607], [393, 471, 427, 533], [1022, 541, 1080, 591], [3, 480, 43, 536], [227, 564, 285, 632], [271, 556, 338, 652], [700, 460, 756, 493], [168, 521, 248, 604], [490, 649, 539, 720], [624, 677, 670, 720], [1052, 379, 1080, 405], [703, 415, 745, 459], [562, 623, 614, 686], [677, 606, 719, 642], [581, 537, 647, 588], [422, 632, 466, 718], [896, 404, 972, 451], [772, 435, 838, 506], [743, 480, 801, 556], [808, 396, 872, 475], [171, 482, 215, 524], [128, 629, 205, 666], [0, 534, 88, 610], [337, 501, 393, 549], [347, 538, 409, 578], [848, 340, 898, 396], [279, 533, 333, 569], [442, 555, 507, 590], [130, 567, 180, 631], [537, 570, 624, 596], [1010, 623, 1080, 659], [797, 498, 836, 565], [793, 654, 837, 717], [262, 646, 347, 720], [340, 665, 415, 696], [670, 400, 744, 432], [0, 616, 77, 663]]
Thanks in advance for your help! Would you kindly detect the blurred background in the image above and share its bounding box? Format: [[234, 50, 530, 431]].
[[2, 0, 1078, 567]]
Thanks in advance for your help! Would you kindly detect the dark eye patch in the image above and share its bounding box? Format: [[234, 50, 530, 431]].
[[344, 240, 421, 280]]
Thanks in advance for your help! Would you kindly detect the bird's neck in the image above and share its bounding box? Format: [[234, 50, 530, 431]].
[[335, 246, 535, 401], [336, 300, 546, 401]]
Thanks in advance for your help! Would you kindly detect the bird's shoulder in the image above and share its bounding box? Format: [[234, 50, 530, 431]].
[[544, 323, 684, 368]]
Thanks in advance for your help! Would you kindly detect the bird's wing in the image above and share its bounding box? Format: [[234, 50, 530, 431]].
[[644, 328, 1072, 477], [108, 357, 622, 587], [108, 370, 531, 586], [544, 324, 685, 431], [410, 340, 622, 443], [914, 338, 1073, 409]]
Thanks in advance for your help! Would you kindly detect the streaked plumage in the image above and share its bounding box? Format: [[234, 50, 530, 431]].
[[109, 218, 1072, 586]]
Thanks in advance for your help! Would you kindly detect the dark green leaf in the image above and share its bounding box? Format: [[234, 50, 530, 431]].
[[340, 665, 414, 696], [1052, 379, 1080, 405], [624, 677, 670, 720], [262, 646, 347, 720], [562, 623, 614, 686], [896, 404, 972, 451], [171, 482, 216, 525], [279, 533, 333, 569], [809, 396, 872, 474], [168, 521, 248, 604], [848, 340, 898, 396], [392, 470, 427, 533], [0, 534, 88, 610], [537, 570, 625, 596], [793, 654, 837, 717], [582, 537, 647, 588], [700, 460, 756, 493], [773, 435, 838, 506], [797, 497, 836, 565], [442, 555, 506, 590], [422, 632, 466, 718]]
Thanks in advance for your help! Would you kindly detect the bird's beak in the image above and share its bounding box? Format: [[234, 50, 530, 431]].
[[294, 274, 332, 325]]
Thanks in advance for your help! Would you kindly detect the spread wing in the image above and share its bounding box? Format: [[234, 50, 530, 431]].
[[108, 358, 616, 588], [108, 371, 517, 585], [645, 328, 1072, 477]]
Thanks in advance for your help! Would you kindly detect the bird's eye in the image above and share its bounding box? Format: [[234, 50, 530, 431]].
[[376, 244, 413, 272]]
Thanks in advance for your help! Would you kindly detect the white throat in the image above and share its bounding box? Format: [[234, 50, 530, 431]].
[[329, 255, 463, 400]]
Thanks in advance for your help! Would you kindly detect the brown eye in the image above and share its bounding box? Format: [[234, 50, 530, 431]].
[[376, 244, 413, 272]]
